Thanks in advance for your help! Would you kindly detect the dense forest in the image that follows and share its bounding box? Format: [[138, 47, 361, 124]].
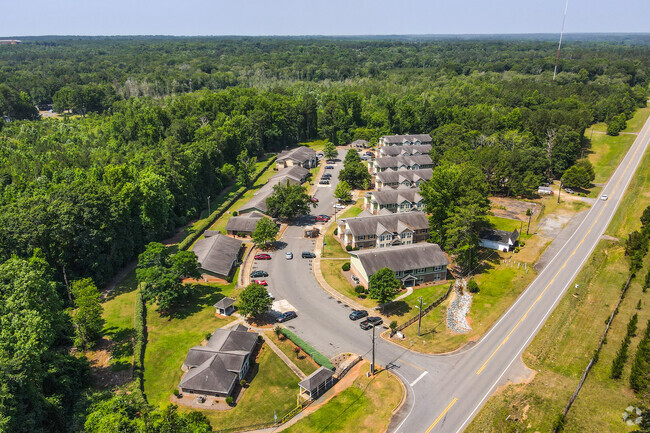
[[0, 36, 648, 432]]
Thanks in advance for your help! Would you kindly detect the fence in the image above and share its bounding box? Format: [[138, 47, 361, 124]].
[[553, 274, 634, 432], [215, 400, 313, 433], [394, 282, 454, 333], [335, 355, 362, 379]]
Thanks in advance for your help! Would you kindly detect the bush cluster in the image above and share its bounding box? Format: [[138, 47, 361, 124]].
[[342, 262, 351, 271], [133, 289, 147, 395]]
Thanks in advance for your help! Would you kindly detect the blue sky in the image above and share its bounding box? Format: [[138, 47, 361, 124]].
[[2, 0, 649, 37]]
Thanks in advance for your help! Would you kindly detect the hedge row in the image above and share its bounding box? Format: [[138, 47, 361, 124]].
[[280, 328, 335, 370], [177, 155, 277, 251], [133, 288, 147, 398]]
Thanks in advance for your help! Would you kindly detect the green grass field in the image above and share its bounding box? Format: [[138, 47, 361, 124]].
[[322, 200, 363, 258], [266, 331, 319, 376], [384, 282, 450, 319], [320, 259, 377, 310], [193, 343, 301, 430], [143, 281, 240, 405], [284, 363, 402, 433], [102, 270, 139, 371], [300, 139, 329, 152]]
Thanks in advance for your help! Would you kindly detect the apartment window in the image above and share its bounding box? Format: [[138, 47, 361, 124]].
[[434, 265, 444, 272], [358, 236, 365, 240], [416, 268, 426, 274]]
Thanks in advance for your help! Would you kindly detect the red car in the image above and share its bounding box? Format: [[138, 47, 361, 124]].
[[254, 253, 271, 260], [310, 197, 319, 203], [254, 280, 268, 286], [315, 215, 330, 222]]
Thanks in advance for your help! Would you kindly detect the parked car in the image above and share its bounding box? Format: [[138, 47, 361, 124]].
[[349, 310, 368, 321], [250, 270, 268, 278], [325, 165, 334, 170], [365, 151, 374, 156], [302, 251, 316, 259], [360, 317, 383, 330], [268, 292, 275, 300], [334, 203, 346, 210], [315, 215, 330, 222], [310, 196, 319, 202], [254, 280, 268, 286], [321, 173, 332, 178], [276, 311, 297, 323], [319, 179, 330, 185], [254, 253, 271, 260], [352, 275, 360, 283], [564, 187, 574, 194], [601, 194, 608, 201], [285, 251, 293, 260], [326, 159, 336, 164]]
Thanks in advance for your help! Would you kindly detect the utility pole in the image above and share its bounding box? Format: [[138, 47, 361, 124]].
[[207, 195, 211, 216], [371, 324, 376, 376], [526, 208, 533, 235], [417, 297, 426, 336], [557, 181, 562, 204]]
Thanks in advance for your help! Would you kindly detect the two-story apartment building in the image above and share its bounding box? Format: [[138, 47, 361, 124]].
[[375, 168, 432, 190], [378, 134, 432, 147], [364, 189, 425, 214], [350, 243, 449, 288], [378, 144, 432, 157], [372, 155, 433, 174], [336, 211, 429, 250]]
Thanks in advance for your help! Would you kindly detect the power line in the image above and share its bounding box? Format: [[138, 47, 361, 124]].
[[553, 0, 570, 81]]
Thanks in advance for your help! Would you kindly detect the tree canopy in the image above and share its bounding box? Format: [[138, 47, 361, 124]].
[[266, 180, 315, 219], [368, 267, 402, 309], [251, 217, 279, 247], [238, 283, 273, 318]]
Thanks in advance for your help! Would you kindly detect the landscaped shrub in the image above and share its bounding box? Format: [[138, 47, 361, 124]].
[[333, 228, 338, 235], [232, 211, 239, 216], [226, 396, 234, 406], [467, 279, 480, 294], [240, 379, 247, 387], [342, 262, 351, 271], [280, 328, 335, 370], [345, 245, 352, 251], [389, 321, 398, 332], [173, 389, 180, 397], [354, 285, 365, 295]]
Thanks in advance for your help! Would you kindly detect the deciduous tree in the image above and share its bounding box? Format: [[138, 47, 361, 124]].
[[70, 278, 104, 350], [238, 283, 273, 318], [251, 217, 278, 247], [334, 180, 352, 202], [323, 141, 338, 160], [368, 267, 402, 310], [266, 180, 315, 219]]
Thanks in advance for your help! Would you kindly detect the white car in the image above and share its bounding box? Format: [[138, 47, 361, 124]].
[[285, 251, 293, 260], [334, 203, 346, 210], [600, 194, 608, 201]]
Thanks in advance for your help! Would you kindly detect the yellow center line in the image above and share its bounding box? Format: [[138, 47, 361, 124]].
[[425, 398, 458, 433], [475, 124, 650, 376], [398, 358, 427, 372]]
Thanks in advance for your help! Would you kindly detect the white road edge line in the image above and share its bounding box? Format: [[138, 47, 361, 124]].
[[410, 371, 429, 387], [392, 369, 416, 433], [452, 121, 650, 433]]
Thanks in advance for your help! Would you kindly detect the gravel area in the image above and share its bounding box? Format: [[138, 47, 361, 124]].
[[446, 280, 473, 334]]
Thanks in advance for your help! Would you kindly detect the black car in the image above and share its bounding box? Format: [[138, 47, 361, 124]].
[[360, 317, 383, 330], [325, 165, 334, 169], [319, 179, 330, 185], [302, 251, 316, 259], [250, 270, 268, 278], [349, 310, 368, 321], [276, 311, 297, 323], [322, 173, 332, 178]]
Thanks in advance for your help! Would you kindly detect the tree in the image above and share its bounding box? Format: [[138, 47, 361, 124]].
[[343, 148, 361, 165], [70, 278, 104, 350], [339, 161, 371, 190], [251, 217, 278, 247], [334, 180, 352, 202], [237, 149, 257, 187], [221, 163, 237, 185], [323, 141, 338, 160], [238, 283, 272, 318], [445, 203, 488, 275], [561, 159, 595, 189], [136, 243, 201, 313], [607, 113, 627, 136], [368, 267, 402, 310], [266, 180, 316, 219]]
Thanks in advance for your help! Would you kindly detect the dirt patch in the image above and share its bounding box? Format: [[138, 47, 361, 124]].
[[85, 337, 133, 389], [490, 197, 539, 221]]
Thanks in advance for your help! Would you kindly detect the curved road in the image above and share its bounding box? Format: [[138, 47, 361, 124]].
[[252, 118, 650, 433]]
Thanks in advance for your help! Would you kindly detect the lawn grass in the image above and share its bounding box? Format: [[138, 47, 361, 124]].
[[143, 282, 240, 405], [193, 343, 301, 429], [395, 260, 536, 353], [322, 200, 363, 258], [300, 139, 329, 152], [284, 362, 402, 433], [102, 269, 139, 370], [384, 282, 450, 319], [266, 330, 319, 376], [467, 125, 650, 432], [586, 106, 650, 184], [320, 259, 377, 310], [486, 215, 532, 241]]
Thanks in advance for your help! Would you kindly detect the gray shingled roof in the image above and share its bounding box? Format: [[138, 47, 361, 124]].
[[379, 144, 432, 157], [239, 166, 306, 214], [207, 327, 258, 356], [479, 228, 519, 245], [278, 165, 310, 181], [368, 189, 424, 205], [179, 354, 239, 395], [350, 139, 369, 146], [277, 146, 317, 163], [225, 212, 266, 233], [214, 297, 235, 310], [192, 234, 243, 276], [376, 168, 432, 185], [351, 243, 449, 275], [298, 366, 334, 391], [374, 155, 432, 169], [380, 134, 432, 145], [340, 212, 428, 238]]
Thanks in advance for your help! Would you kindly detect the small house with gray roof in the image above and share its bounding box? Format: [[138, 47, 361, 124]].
[[238, 166, 309, 215], [364, 188, 425, 214], [192, 234, 244, 280], [225, 212, 270, 237], [276, 146, 318, 169], [375, 168, 432, 190], [378, 134, 432, 147], [336, 211, 429, 250], [479, 228, 519, 252], [350, 243, 449, 288], [179, 324, 258, 397]]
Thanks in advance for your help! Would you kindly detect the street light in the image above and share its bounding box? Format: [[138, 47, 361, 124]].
[[415, 297, 427, 336]]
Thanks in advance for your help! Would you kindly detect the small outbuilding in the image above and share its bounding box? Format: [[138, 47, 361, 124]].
[[298, 366, 335, 400], [479, 228, 519, 252], [538, 186, 553, 195], [214, 297, 235, 316]]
